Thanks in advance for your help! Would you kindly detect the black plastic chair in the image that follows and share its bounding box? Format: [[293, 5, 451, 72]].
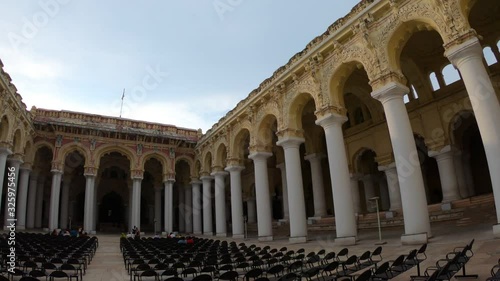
[[219, 271, 239, 281]]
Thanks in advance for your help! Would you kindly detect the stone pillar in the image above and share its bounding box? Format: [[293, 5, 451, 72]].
[[154, 186, 162, 231], [48, 169, 63, 230], [178, 186, 185, 232], [378, 175, 390, 211], [453, 151, 469, 198], [226, 166, 245, 238], [129, 177, 141, 231], [316, 113, 357, 244], [184, 185, 193, 233], [83, 173, 96, 232], [164, 179, 174, 233], [201, 176, 213, 235], [429, 146, 461, 203], [127, 181, 133, 230], [26, 171, 38, 228], [247, 198, 256, 223], [4, 158, 22, 229], [276, 163, 289, 220], [362, 175, 376, 212], [212, 171, 228, 237], [350, 174, 361, 214], [372, 82, 431, 243], [0, 147, 12, 212], [35, 176, 45, 228], [59, 174, 71, 229], [276, 137, 308, 243], [248, 152, 273, 241], [93, 178, 99, 233], [191, 180, 202, 235], [305, 154, 327, 218], [446, 37, 500, 237], [16, 166, 31, 230]]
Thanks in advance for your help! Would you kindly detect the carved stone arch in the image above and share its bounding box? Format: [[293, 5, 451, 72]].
[[10, 127, 25, 154], [23, 139, 34, 165], [328, 59, 368, 108], [93, 144, 137, 171], [140, 151, 170, 175], [0, 113, 11, 142], [213, 142, 228, 169], [33, 140, 56, 157], [175, 155, 195, 178], [287, 76, 322, 108], [352, 147, 379, 174], [230, 127, 251, 161], [448, 109, 475, 146], [252, 113, 279, 152], [380, 3, 454, 74], [285, 91, 316, 131], [56, 142, 91, 168], [255, 100, 282, 131], [201, 151, 213, 174], [194, 159, 202, 178]]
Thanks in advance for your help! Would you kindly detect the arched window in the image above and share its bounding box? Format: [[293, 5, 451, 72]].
[[442, 64, 460, 85], [429, 72, 440, 91], [403, 93, 410, 104], [411, 85, 419, 100], [483, 47, 497, 66]]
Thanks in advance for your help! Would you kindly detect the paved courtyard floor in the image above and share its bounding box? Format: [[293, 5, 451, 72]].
[[79, 219, 500, 280]]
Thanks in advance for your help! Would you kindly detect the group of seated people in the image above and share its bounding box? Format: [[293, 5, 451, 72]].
[[50, 227, 88, 238]]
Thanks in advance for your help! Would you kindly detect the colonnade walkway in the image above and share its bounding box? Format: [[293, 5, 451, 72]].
[[80, 218, 500, 281]]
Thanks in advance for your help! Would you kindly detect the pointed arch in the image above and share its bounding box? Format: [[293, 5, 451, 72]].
[[94, 144, 137, 170], [140, 151, 170, 175], [175, 155, 195, 178], [56, 142, 91, 167]]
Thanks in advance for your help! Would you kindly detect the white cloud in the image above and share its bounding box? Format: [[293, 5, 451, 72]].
[[0, 47, 67, 80]]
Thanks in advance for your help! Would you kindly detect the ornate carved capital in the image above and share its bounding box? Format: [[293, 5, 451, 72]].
[[276, 128, 304, 139], [315, 105, 347, 120], [369, 71, 407, 92], [131, 169, 144, 180], [84, 166, 97, 176]]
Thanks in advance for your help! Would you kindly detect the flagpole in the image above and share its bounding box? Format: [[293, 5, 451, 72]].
[[119, 88, 125, 118]]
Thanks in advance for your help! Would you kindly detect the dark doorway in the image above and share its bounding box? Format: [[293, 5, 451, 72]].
[[99, 191, 124, 224]]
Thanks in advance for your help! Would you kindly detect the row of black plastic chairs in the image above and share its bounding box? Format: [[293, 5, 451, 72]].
[[487, 259, 500, 281], [0, 232, 98, 281], [120, 236, 388, 281]]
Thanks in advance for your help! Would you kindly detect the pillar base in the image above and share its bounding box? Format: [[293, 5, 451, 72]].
[[401, 232, 428, 245], [232, 234, 245, 239], [335, 236, 356, 246], [289, 236, 307, 244], [216, 233, 227, 237], [493, 224, 500, 238], [193, 232, 202, 235], [203, 232, 213, 236], [258, 235, 273, 242]]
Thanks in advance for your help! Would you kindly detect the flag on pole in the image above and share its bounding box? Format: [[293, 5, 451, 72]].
[[122, 88, 125, 100]]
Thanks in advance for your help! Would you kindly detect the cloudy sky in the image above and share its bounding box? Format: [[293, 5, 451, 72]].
[[0, 1, 361, 132]]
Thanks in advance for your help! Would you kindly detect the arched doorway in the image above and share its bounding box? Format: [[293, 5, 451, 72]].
[[99, 191, 125, 225], [415, 135, 442, 204]]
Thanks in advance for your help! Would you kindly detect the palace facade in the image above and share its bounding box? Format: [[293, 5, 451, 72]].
[[1, 0, 499, 244]]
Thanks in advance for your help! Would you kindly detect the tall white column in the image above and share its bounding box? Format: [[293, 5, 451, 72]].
[[127, 182, 133, 230], [316, 113, 357, 243], [131, 177, 142, 231], [305, 154, 328, 218], [350, 174, 361, 214], [0, 147, 12, 212], [48, 170, 63, 230], [83, 173, 95, 232], [379, 164, 403, 210], [4, 158, 22, 229], [276, 163, 289, 220], [226, 166, 245, 238], [191, 180, 202, 235], [26, 171, 38, 228], [35, 176, 45, 228], [362, 175, 376, 212], [453, 151, 469, 198], [276, 138, 308, 243], [429, 146, 461, 203], [59, 174, 71, 229], [16, 166, 31, 230], [446, 37, 500, 237], [164, 180, 174, 233], [372, 82, 431, 242], [201, 176, 213, 235], [178, 187, 185, 232], [92, 178, 99, 233], [184, 185, 193, 233], [247, 198, 256, 223], [248, 152, 273, 241], [154, 186, 162, 232], [212, 171, 227, 237]]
